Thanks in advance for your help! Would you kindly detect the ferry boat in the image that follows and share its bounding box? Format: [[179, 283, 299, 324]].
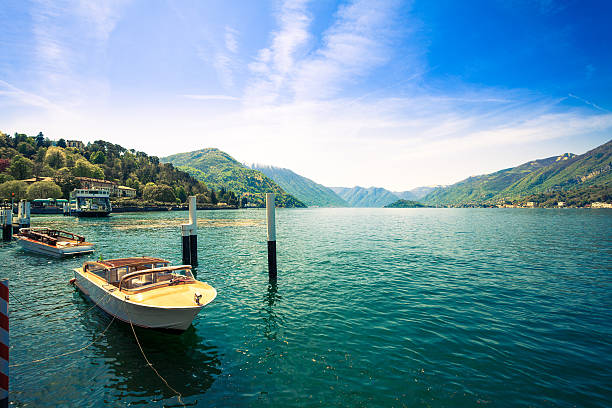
[[68, 189, 112, 217], [16, 228, 94, 257], [72, 257, 217, 332]]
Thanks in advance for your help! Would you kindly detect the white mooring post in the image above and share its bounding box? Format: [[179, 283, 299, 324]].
[[181, 196, 198, 266], [0, 279, 8, 408], [266, 193, 277, 282], [1, 210, 11, 242], [16, 200, 30, 232]]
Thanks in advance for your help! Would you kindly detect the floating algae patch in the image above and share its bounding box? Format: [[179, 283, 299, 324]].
[[112, 218, 265, 231]]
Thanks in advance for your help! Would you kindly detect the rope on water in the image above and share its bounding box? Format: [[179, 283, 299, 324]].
[[122, 300, 186, 407], [9, 314, 116, 367], [8, 281, 113, 323]]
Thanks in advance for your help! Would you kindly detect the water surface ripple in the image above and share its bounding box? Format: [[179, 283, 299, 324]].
[[3, 208, 611, 407]]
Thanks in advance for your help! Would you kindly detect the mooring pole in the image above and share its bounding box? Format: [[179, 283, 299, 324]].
[[0, 279, 8, 408], [181, 196, 198, 266], [16, 200, 30, 233], [1, 210, 11, 242], [266, 193, 277, 282]]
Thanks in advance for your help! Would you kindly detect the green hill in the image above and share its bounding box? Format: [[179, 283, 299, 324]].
[[384, 199, 430, 208], [330, 186, 399, 207], [0, 132, 222, 204], [162, 148, 306, 208], [422, 139, 611, 206], [250, 164, 348, 207]]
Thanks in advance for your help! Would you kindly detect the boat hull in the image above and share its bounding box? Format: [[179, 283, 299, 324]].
[[72, 210, 111, 217], [17, 237, 94, 257], [73, 270, 205, 331]]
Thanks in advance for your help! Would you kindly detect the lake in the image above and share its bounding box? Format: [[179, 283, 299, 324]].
[[3, 208, 611, 407]]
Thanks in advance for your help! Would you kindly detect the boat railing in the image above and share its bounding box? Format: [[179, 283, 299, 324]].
[[119, 265, 195, 292], [19, 228, 86, 244]]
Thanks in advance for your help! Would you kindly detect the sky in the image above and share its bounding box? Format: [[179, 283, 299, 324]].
[[1, 0, 611, 191]]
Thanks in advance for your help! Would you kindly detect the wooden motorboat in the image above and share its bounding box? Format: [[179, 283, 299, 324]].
[[72, 257, 216, 332], [16, 227, 94, 257]]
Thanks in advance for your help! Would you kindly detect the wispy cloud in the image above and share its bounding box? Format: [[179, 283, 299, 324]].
[[567, 93, 609, 113], [246, 0, 312, 103], [212, 26, 241, 89], [0, 79, 66, 113], [182, 94, 239, 101], [28, 0, 128, 102]]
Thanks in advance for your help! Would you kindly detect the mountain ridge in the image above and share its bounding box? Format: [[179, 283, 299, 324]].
[[162, 148, 306, 207], [248, 164, 348, 207]]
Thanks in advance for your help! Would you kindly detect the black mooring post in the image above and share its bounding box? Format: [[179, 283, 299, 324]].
[[182, 235, 191, 265], [181, 196, 198, 266], [2, 210, 12, 242], [189, 234, 198, 267], [267, 240, 277, 281], [266, 193, 277, 282]]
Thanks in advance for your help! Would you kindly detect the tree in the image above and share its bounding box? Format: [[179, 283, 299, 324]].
[[26, 181, 62, 200], [44, 146, 66, 169], [0, 180, 28, 200], [9, 156, 34, 179], [175, 185, 187, 202], [143, 183, 176, 202], [72, 158, 104, 179], [0, 158, 9, 172], [210, 190, 218, 205], [91, 151, 106, 164], [17, 142, 35, 156], [57, 139, 67, 148], [54, 167, 80, 198], [35, 132, 44, 147]]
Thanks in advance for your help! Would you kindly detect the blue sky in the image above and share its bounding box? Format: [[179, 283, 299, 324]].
[[1, 0, 611, 190]]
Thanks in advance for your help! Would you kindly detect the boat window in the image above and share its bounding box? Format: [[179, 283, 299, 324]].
[[155, 263, 167, 268], [86, 264, 108, 280], [109, 267, 129, 283], [122, 269, 195, 291]]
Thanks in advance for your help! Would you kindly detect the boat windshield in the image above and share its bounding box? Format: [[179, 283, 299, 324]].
[[121, 268, 195, 292]]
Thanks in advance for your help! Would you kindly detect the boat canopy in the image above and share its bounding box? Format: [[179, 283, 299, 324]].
[[118, 265, 194, 291]]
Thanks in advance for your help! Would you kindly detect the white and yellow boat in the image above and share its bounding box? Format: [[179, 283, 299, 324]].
[[73, 257, 216, 332], [16, 227, 94, 257]]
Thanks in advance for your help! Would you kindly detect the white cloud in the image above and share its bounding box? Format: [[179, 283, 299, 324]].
[[182, 94, 239, 101]]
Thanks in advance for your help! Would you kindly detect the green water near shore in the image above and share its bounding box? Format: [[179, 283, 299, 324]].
[[2, 208, 611, 407]]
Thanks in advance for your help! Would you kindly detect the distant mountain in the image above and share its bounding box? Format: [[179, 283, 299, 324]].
[[330, 186, 399, 207], [162, 148, 306, 208], [249, 164, 348, 207], [408, 186, 444, 199], [422, 139, 611, 206], [392, 190, 418, 201], [384, 199, 430, 208]]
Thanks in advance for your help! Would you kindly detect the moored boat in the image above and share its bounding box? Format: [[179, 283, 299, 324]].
[[68, 188, 112, 217], [16, 228, 94, 257], [72, 257, 216, 332]]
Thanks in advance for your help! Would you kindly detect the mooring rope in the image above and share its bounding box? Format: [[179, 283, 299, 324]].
[[122, 300, 186, 407], [8, 280, 113, 323], [9, 285, 117, 368], [9, 314, 116, 368]]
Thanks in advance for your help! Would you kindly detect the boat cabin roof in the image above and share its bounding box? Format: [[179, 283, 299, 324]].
[[96, 257, 168, 269]]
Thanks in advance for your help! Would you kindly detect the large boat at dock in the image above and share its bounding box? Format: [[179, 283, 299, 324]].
[[72, 257, 217, 332], [16, 227, 94, 257], [68, 189, 112, 217]]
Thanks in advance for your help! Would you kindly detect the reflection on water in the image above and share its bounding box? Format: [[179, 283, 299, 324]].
[[73, 291, 221, 404], [261, 284, 282, 341]]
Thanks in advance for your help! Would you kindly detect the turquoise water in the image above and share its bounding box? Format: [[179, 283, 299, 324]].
[[2, 208, 611, 407]]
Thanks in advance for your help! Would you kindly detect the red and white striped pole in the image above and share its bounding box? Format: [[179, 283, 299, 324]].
[[0, 279, 7, 408]]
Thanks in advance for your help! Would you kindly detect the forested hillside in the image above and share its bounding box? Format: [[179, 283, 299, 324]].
[[0, 131, 237, 205], [162, 148, 306, 207]]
